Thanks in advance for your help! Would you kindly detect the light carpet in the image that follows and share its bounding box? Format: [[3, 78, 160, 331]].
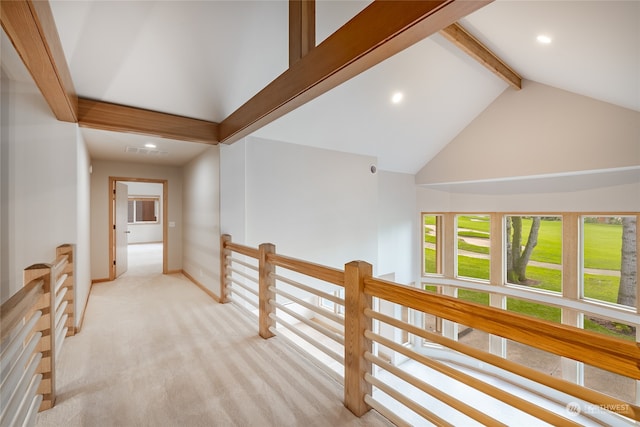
[[36, 245, 392, 427]]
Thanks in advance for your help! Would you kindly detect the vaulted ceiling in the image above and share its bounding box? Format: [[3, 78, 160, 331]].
[[3, 1, 639, 173]]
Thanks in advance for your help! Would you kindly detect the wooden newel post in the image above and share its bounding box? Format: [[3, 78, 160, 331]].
[[344, 260, 373, 417], [220, 234, 232, 304], [258, 243, 276, 339], [24, 263, 56, 411]]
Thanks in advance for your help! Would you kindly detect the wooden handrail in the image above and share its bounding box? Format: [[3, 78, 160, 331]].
[[364, 276, 640, 380], [268, 253, 344, 287], [0, 279, 44, 342], [221, 235, 344, 286], [224, 241, 259, 259]]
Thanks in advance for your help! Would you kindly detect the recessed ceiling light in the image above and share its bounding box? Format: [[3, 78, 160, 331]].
[[536, 35, 552, 44], [391, 92, 404, 104], [144, 143, 157, 149]]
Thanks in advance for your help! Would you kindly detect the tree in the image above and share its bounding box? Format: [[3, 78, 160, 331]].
[[506, 216, 541, 284], [617, 216, 637, 307]]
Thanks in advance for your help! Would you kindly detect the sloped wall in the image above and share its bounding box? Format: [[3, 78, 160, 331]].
[[416, 81, 640, 185]]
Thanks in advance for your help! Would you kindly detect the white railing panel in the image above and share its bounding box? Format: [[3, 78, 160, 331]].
[[0, 352, 42, 425], [54, 273, 68, 295], [23, 392, 43, 427], [54, 287, 68, 313], [0, 312, 41, 382], [10, 372, 42, 427], [55, 302, 68, 330], [0, 332, 41, 406]]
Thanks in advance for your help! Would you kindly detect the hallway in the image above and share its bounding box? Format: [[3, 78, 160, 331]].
[[35, 244, 390, 426]]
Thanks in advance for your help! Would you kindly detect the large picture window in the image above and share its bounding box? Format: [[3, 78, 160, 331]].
[[420, 211, 638, 402], [582, 215, 637, 309], [504, 215, 562, 293]]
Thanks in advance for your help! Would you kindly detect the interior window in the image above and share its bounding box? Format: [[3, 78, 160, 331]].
[[128, 197, 159, 224]]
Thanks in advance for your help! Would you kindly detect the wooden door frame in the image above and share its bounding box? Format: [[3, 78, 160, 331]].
[[108, 177, 168, 280]]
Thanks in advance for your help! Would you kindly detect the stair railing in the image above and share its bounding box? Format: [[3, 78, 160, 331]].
[[220, 234, 639, 426], [0, 244, 75, 427]]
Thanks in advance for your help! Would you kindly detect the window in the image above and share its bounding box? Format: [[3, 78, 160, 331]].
[[456, 214, 490, 281], [505, 216, 562, 293], [582, 216, 637, 309], [423, 214, 442, 275], [128, 197, 160, 224]]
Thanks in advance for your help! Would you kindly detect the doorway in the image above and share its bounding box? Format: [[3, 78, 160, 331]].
[[109, 177, 168, 280]]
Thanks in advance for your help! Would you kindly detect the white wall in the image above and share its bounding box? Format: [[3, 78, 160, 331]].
[[243, 137, 378, 270], [220, 138, 424, 288], [183, 146, 221, 297], [220, 138, 247, 243], [377, 171, 418, 284], [125, 181, 163, 244], [0, 69, 91, 329], [75, 129, 92, 324], [90, 160, 183, 279]]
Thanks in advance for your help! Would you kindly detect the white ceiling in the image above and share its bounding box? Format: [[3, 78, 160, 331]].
[[42, 0, 640, 171]]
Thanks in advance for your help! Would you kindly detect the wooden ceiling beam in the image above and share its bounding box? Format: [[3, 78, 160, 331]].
[[289, 0, 315, 66], [219, 0, 492, 144], [440, 22, 521, 89], [1, 0, 77, 122], [78, 98, 219, 144]]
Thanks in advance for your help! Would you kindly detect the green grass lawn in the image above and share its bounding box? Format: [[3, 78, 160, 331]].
[[512, 217, 563, 265], [426, 215, 624, 270], [424, 248, 632, 340], [456, 215, 490, 233], [583, 273, 620, 302], [583, 221, 624, 270]]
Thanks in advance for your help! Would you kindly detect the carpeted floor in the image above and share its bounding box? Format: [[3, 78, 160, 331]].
[[36, 244, 392, 427]]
